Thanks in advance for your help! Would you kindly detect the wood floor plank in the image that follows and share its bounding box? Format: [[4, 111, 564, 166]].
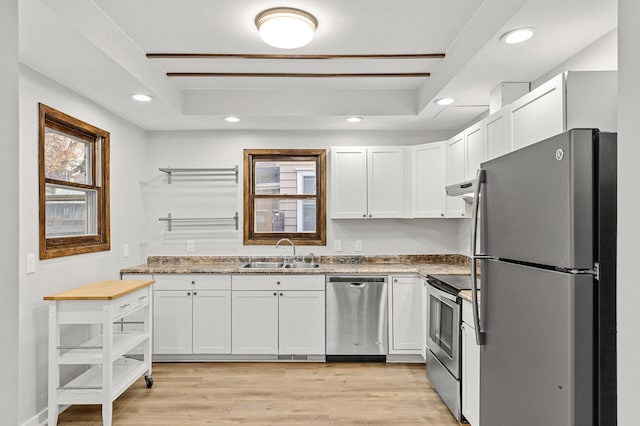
[[57, 362, 460, 425]]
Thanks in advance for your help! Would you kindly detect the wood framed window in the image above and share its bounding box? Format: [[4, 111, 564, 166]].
[[244, 149, 326, 245], [39, 104, 110, 259]]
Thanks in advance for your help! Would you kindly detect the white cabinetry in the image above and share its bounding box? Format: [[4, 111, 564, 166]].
[[483, 108, 511, 161], [462, 300, 480, 426], [45, 280, 155, 426], [465, 121, 485, 181], [232, 275, 325, 356], [508, 71, 617, 151], [331, 146, 405, 219], [153, 275, 231, 355], [388, 275, 423, 354], [411, 142, 446, 218], [445, 132, 468, 218]]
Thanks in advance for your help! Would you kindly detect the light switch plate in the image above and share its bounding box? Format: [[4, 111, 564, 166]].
[[355, 240, 363, 252], [26, 253, 36, 274], [334, 240, 342, 252], [123, 243, 129, 258], [186, 240, 195, 252]]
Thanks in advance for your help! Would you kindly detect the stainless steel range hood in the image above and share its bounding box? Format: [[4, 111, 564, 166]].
[[446, 179, 475, 203]]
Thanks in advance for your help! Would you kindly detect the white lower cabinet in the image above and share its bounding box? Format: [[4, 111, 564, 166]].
[[462, 300, 480, 426], [153, 274, 231, 355], [231, 275, 325, 356], [389, 275, 423, 354]]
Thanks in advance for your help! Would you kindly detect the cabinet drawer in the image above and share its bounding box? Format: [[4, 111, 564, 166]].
[[153, 274, 231, 291], [462, 299, 475, 327], [232, 274, 325, 291], [112, 286, 150, 319]]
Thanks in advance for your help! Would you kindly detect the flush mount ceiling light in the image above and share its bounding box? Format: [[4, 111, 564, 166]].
[[345, 117, 363, 123], [255, 7, 317, 49], [131, 93, 154, 102], [224, 116, 241, 123], [434, 97, 456, 106], [500, 27, 535, 45]]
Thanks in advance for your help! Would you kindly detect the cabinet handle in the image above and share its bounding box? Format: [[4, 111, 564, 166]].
[[362, 214, 366, 218], [187, 292, 191, 296], [277, 281, 281, 285], [120, 303, 130, 309], [137, 295, 147, 301], [193, 292, 197, 296], [440, 213, 444, 217], [394, 279, 398, 283], [368, 214, 372, 218], [280, 293, 283, 296], [191, 281, 195, 285], [273, 292, 277, 296], [461, 213, 465, 217]]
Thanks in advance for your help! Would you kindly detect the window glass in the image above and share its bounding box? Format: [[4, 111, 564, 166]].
[[44, 127, 93, 185]]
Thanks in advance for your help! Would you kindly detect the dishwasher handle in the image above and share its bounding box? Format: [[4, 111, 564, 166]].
[[349, 283, 367, 288]]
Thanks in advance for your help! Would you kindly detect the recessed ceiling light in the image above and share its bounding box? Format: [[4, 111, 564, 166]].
[[131, 94, 154, 102], [224, 116, 241, 123], [434, 97, 456, 106], [345, 117, 363, 123], [500, 27, 535, 45], [255, 7, 317, 49]]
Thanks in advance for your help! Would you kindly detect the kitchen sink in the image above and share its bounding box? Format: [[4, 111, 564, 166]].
[[283, 262, 321, 269], [240, 262, 284, 269], [240, 261, 321, 270]]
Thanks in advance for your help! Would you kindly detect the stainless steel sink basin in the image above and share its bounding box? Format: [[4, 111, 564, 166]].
[[240, 262, 284, 269], [283, 262, 321, 269]]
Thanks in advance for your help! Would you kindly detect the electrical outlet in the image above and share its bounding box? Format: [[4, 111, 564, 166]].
[[123, 243, 129, 258], [186, 240, 195, 252], [26, 253, 36, 274], [355, 240, 363, 252], [334, 240, 342, 252]]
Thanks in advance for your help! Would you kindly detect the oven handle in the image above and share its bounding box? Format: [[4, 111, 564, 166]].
[[427, 283, 458, 303], [470, 169, 487, 346]]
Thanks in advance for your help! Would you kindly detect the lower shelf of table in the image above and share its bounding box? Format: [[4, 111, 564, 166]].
[[56, 357, 148, 405]]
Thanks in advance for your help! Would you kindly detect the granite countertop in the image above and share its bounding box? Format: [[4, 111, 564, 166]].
[[120, 254, 471, 279]]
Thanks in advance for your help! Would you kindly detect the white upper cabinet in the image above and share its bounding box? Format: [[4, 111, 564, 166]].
[[465, 121, 485, 181], [330, 147, 368, 218], [331, 146, 405, 219], [445, 132, 468, 218], [483, 107, 511, 161], [411, 142, 446, 218], [508, 71, 617, 151]]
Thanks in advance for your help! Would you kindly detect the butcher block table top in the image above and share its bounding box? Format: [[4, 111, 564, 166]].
[[43, 279, 155, 301]]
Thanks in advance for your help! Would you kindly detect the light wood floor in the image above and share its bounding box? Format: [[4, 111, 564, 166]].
[[57, 362, 461, 425]]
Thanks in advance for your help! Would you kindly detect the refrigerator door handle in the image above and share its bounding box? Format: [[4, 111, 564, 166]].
[[470, 169, 486, 345]]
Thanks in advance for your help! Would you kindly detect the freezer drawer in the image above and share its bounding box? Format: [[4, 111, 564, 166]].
[[480, 259, 594, 426], [481, 129, 603, 269]]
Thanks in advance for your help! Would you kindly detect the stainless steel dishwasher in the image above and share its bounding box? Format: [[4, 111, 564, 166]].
[[326, 276, 388, 361]]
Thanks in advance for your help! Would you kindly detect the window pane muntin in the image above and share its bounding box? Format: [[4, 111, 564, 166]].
[[45, 184, 98, 238], [44, 126, 94, 186]]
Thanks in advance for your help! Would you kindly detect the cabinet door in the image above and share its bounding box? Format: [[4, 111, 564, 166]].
[[278, 291, 325, 355], [389, 276, 423, 353], [192, 291, 231, 354], [330, 147, 368, 218], [231, 291, 279, 355], [367, 146, 405, 218], [445, 132, 467, 218], [465, 121, 485, 181], [153, 291, 192, 354], [484, 108, 511, 161], [462, 322, 481, 426], [411, 142, 446, 218], [509, 73, 565, 151]]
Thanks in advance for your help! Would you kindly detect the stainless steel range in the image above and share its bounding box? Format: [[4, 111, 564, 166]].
[[425, 274, 473, 423]]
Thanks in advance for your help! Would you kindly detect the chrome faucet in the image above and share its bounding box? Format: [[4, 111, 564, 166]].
[[275, 238, 296, 263]]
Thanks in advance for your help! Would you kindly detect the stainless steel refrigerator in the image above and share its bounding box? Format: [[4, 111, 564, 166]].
[[468, 129, 616, 425]]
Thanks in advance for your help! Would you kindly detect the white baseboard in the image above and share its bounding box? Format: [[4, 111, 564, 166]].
[[22, 405, 69, 426]]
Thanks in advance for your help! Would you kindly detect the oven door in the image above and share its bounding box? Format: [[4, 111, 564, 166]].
[[426, 283, 461, 379]]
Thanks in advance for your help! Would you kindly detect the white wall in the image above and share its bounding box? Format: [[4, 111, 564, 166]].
[[617, 2, 638, 423], [145, 130, 460, 257], [532, 28, 618, 89], [18, 66, 149, 425], [0, 0, 20, 424]]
